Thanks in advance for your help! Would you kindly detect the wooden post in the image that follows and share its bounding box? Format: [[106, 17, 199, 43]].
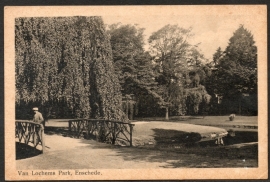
[[33, 125, 36, 153], [41, 125, 45, 154], [112, 122, 116, 145], [76, 121, 79, 138], [129, 124, 133, 146], [130, 102, 134, 120], [68, 120, 71, 131]]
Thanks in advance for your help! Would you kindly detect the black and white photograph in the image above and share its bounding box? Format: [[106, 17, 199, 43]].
[[5, 5, 267, 180]]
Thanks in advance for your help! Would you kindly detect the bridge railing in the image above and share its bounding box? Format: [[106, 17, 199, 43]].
[[68, 119, 135, 146], [15, 120, 45, 153]]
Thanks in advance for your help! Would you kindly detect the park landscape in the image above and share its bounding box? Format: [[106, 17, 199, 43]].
[[14, 13, 259, 169]]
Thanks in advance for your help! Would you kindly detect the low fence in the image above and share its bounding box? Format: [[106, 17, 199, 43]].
[[68, 119, 135, 146], [15, 120, 45, 153]]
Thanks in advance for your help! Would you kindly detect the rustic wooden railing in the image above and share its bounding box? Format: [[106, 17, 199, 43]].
[[68, 119, 135, 146], [15, 120, 45, 153]]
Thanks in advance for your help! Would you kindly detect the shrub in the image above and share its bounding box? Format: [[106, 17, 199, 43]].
[[229, 114, 236, 121]]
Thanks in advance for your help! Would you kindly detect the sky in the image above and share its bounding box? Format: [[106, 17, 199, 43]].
[[7, 5, 265, 61], [102, 6, 263, 61]]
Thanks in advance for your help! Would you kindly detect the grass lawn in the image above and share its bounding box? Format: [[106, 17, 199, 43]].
[[131, 115, 257, 146], [130, 117, 258, 167], [136, 115, 258, 124], [131, 121, 228, 146]]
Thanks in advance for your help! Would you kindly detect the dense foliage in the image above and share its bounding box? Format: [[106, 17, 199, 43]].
[[107, 24, 160, 118], [15, 17, 126, 121], [148, 24, 211, 118], [148, 25, 190, 119], [15, 17, 257, 120], [207, 25, 257, 115]]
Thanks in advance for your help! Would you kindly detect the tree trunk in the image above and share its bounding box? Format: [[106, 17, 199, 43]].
[[130, 102, 134, 120], [125, 101, 129, 118], [165, 107, 169, 120], [238, 98, 242, 115]]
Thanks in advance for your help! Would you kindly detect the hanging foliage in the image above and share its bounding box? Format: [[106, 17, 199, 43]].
[[185, 85, 211, 115], [15, 16, 126, 121]]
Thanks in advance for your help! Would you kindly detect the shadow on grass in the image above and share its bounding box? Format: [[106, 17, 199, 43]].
[[152, 128, 202, 147], [76, 129, 258, 168], [16, 142, 42, 160], [77, 137, 258, 168]]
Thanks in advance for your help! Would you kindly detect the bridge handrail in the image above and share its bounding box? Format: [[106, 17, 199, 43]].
[[68, 119, 134, 146], [16, 120, 44, 125], [15, 120, 45, 153], [68, 119, 135, 126]]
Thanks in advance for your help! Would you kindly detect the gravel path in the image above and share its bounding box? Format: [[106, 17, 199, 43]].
[[17, 134, 169, 169]]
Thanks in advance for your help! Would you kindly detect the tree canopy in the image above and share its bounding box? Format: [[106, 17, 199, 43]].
[[208, 25, 257, 115], [148, 24, 211, 118], [15, 17, 257, 120], [107, 24, 160, 118], [15, 17, 126, 121]]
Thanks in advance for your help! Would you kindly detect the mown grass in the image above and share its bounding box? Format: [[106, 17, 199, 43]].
[[136, 115, 257, 122]]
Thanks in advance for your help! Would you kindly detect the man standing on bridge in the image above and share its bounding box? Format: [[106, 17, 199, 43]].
[[32, 107, 45, 145], [33, 107, 44, 127]]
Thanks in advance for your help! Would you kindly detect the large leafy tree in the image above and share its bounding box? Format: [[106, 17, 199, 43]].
[[149, 24, 192, 84], [149, 25, 212, 118], [15, 17, 126, 121], [149, 24, 192, 119], [108, 24, 145, 88], [108, 24, 159, 118], [211, 25, 257, 115]]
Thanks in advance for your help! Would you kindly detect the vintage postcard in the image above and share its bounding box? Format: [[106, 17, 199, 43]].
[[5, 5, 267, 180]]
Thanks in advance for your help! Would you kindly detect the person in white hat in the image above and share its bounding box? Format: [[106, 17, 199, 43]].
[[33, 107, 44, 126]]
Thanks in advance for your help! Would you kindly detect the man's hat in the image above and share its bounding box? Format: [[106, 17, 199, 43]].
[[33, 107, 38, 111]]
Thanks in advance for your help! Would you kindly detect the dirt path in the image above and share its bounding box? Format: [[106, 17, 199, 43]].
[[17, 134, 169, 169]]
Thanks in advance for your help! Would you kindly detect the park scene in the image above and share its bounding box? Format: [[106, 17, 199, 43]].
[[15, 14, 258, 169]]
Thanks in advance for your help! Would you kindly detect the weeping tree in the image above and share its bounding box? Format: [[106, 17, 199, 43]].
[[15, 16, 126, 121], [185, 85, 211, 115]]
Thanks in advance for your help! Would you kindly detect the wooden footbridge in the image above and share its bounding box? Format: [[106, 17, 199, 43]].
[[15, 119, 135, 154], [15, 121, 45, 153], [68, 119, 135, 146]]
